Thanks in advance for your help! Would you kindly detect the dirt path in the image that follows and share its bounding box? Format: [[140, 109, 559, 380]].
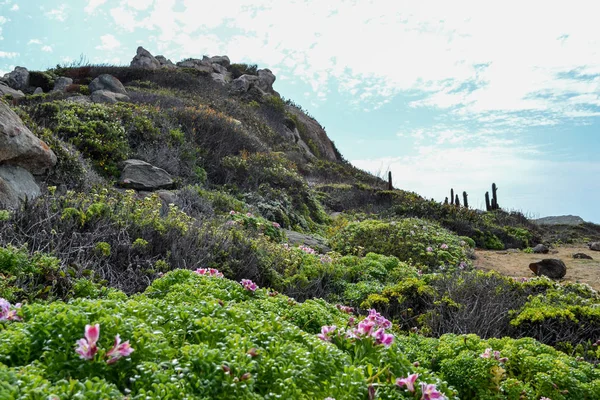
[[474, 244, 600, 291]]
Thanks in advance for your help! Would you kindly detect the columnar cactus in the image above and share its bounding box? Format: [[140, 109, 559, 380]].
[[463, 191, 468, 209], [492, 183, 499, 210], [485, 192, 491, 211], [450, 188, 454, 205], [455, 194, 460, 207]]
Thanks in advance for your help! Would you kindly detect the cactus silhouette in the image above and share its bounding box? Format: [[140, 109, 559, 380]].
[[485, 192, 491, 211], [463, 191, 468, 209]]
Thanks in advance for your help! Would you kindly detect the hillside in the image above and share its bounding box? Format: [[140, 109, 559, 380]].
[[0, 48, 599, 399]]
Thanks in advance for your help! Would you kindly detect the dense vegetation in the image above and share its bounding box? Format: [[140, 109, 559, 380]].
[[1, 62, 599, 399]]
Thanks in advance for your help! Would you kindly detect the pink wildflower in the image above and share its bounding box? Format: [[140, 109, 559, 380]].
[[420, 383, 444, 400], [336, 304, 354, 314], [440, 244, 449, 250], [317, 325, 337, 341], [272, 222, 281, 229], [75, 324, 100, 360], [396, 373, 419, 392], [246, 212, 254, 217], [241, 279, 258, 291], [195, 268, 223, 278], [480, 348, 492, 359], [106, 334, 134, 364], [426, 247, 434, 252], [229, 210, 237, 215], [373, 328, 394, 347], [0, 299, 21, 322]]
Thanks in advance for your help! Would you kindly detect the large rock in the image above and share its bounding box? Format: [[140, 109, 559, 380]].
[[211, 72, 231, 86], [231, 74, 259, 93], [203, 55, 230, 68], [176, 59, 213, 74], [529, 259, 567, 279], [284, 230, 332, 253], [589, 242, 600, 251], [573, 253, 593, 260], [156, 55, 177, 69], [91, 90, 130, 104], [532, 244, 549, 254], [0, 100, 57, 174], [130, 46, 161, 70], [3, 67, 29, 91], [257, 69, 276, 94], [0, 82, 25, 99], [119, 159, 174, 191], [52, 77, 73, 92], [0, 165, 41, 209], [89, 74, 128, 95]]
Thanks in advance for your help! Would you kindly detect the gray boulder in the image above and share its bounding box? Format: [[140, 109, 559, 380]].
[[589, 242, 600, 251], [0, 165, 41, 209], [532, 244, 549, 254], [529, 259, 567, 279], [156, 55, 177, 69], [231, 74, 259, 93], [203, 55, 230, 68], [0, 82, 25, 99], [257, 69, 276, 94], [176, 59, 213, 73], [211, 72, 231, 86], [212, 63, 228, 74], [130, 46, 161, 70], [119, 159, 174, 191], [573, 253, 593, 260], [33, 87, 43, 95], [284, 230, 332, 253], [65, 95, 92, 104], [89, 74, 128, 95], [91, 90, 130, 104], [0, 100, 57, 174], [52, 77, 73, 92], [3, 67, 29, 91]]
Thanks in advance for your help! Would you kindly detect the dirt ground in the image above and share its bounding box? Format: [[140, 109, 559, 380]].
[[474, 244, 600, 291]]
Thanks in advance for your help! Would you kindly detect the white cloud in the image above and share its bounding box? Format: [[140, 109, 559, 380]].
[[0, 51, 18, 58], [10, 4, 18, 11], [84, 0, 107, 14], [125, 0, 154, 10], [28, 39, 42, 45], [41, 45, 53, 52], [96, 34, 121, 51], [46, 4, 68, 22]]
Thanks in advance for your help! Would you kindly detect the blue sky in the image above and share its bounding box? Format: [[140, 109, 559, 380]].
[[1, 0, 599, 222]]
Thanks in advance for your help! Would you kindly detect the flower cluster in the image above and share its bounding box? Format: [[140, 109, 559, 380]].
[[440, 243, 449, 250], [336, 304, 354, 314], [75, 324, 134, 364], [272, 221, 281, 229], [396, 373, 444, 399], [480, 348, 508, 363], [319, 254, 333, 264], [317, 309, 394, 347], [299, 245, 317, 255], [194, 268, 224, 278], [241, 279, 258, 292], [0, 298, 21, 322], [426, 247, 433, 252]]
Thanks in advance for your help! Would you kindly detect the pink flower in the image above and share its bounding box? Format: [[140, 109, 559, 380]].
[[440, 244, 449, 250], [317, 325, 337, 341], [373, 328, 394, 347], [272, 222, 281, 229], [75, 324, 100, 360], [0, 299, 21, 322], [106, 334, 134, 364], [336, 304, 354, 314], [355, 319, 376, 336], [426, 247, 434, 252], [420, 383, 444, 400], [480, 348, 492, 359], [241, 279, 258, 291], [229, 210, 237, 215], [246, 212, 254, 217], [396, 373, 419, 392], [195, 268, 223, 278]]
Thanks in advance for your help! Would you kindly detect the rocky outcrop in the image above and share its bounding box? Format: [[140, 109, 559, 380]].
[[0, 101, 57, 174], [119, 159, 174, 191], [529, 259, 567, 279], [589, 242, 600, 251], [203, 55, 230, 68], [52, 77, 73, 92], [257, 69, 276, 94], [0, 82, 25, 99], [176, 59, 213, 74], [0, 166, 41, 209], [532, 215, 585, 226], [532, 244, 549, 254], [231, 74, 260, 93], [284, 230, 332, 253], [89, 74, 128, 96], [285, 105, 341, 162], [130, 46, 161, 70], [2, 66, 29, 91], [155, 55, 176, 69]]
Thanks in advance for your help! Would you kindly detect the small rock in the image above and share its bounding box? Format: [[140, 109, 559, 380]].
[[529, 259, 567, 280], [573, 253, 593, 260], [119, 159, 174, 191], [3, 66, 29, 91], [532, 244, 549, 254], [130, 46, 161, 70], [589, 242, 600, 251], [91, 90, 130, 104], [65, 95, 92, 104], [89, 74, 128, 95], [0, 82, 25, 99], [52, 77, 73, 92], [33, 87, 43, 95], [0, 165, 41, 209]]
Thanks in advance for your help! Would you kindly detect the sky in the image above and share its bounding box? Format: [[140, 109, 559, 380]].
[[1, 0, 599, 222]]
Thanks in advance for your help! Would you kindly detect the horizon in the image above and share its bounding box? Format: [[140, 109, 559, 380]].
[[1, 0, 599, 223]]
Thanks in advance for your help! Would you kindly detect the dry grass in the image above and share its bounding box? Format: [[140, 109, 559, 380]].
[[474, 244, 600, 290]]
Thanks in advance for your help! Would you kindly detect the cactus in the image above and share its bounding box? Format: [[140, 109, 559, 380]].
[[388, 171, 393, 191], [444, 197, 449, 205], [463, 191, 468, 209], [450, 188, 454, 205], [455, 194, 460, 207], [485, 192, 491, 211], [492, 183, 499, 210]]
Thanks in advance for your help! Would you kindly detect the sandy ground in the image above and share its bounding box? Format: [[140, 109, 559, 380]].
[[474, 244, 600, 291]]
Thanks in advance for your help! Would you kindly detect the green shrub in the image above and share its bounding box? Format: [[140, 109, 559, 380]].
[[230, 63, 258, 79]]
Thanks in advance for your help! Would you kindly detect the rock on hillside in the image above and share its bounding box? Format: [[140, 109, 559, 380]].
[[285, 105, 340, 162], [533, 215, 585, 226]]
